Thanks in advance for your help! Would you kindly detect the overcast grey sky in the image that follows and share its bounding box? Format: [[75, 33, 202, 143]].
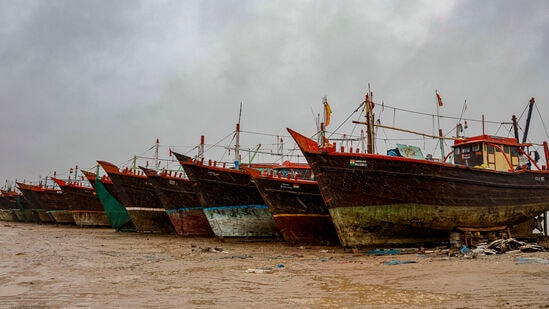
[[1, 0, 548, 186]]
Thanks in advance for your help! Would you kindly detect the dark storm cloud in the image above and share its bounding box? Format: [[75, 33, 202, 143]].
[[1, 0, 548, 186]]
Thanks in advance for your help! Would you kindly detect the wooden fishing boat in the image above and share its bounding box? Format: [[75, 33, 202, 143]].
[[52, 178, 111, 227], [16, 183, 60, 223], [174, 152, 280, 238], [97, 161, 174, 233], [244, 164, 340, 245], [0, 190, 20, 221], [288, 95, 549, 248], [81, 170, 136, 231], [139, 166, 214, 237]]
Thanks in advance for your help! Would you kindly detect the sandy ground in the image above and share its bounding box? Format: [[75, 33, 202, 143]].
[[1, 222, 549, 308]]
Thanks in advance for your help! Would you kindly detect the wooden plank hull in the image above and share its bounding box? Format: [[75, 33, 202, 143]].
[[203, 205, 280, 237], [288, 129, 549, 247], [125, 208, 173, 233], [179, 161, 280, 238], [71, 210, 111, 227], [47, 210, 75, 224], [250, 175, 339, 245], [13, 209, 26, 221], [140, 168, 214, 237], [81, 170, 136, 231], [54, 179, 111, 227], [33, 209, 54, 223], [0, 209, 18, 221], [98, 161, 174, 234], [165, 207, 214, 237]]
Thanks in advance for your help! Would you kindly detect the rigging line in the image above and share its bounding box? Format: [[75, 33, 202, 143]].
[[381, 103, 503, 125], [326, 100, 366, 140], [535, 104, 549, 139], [240, 130, 284, 138]]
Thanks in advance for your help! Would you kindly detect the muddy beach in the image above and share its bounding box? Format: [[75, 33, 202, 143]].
[[1, 222, 549, 308]]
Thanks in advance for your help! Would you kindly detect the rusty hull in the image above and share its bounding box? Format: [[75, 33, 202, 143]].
[[177, 157, 280, 238], [248, 169, 339, 245], [98, 161, 173, 234], [288, 128, 549, 248], [140, 167, 214, 237]]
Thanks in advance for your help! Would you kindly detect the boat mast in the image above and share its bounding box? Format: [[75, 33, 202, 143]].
[[435, 90, 445, 158], [321, 96, 328, 147], [199, 135, 205, 160], [278, 137, 284, 163], [235, 102, 242, 167], [155, 138, 160, 169], [522, 97, 535, 144], [365, 85, 375, 154], [512, 115, 520, 142]]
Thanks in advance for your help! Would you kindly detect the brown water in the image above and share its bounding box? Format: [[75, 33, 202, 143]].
[[1, 222, 549, 308]]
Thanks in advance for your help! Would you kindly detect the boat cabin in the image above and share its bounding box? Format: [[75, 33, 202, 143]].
[[452, 135, 530, 171]]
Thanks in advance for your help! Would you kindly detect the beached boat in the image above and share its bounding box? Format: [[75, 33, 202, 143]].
[[16, 183, 59, 223], [97, 161, 174, 233], [244, 163, 340, 245], [288, 95, 549, 248], [174, 152, 280, 238], [52, 178, 111, 227], [81, 170, 136, 231], [139, 166, 214, 237], [0, 190, 20, 221]]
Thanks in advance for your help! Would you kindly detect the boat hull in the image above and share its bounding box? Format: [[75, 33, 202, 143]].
[[289, 129, 549, 247], [203, 205, 280, 237], [166, 207, 214, 237], [71, 210, 111, 227], [98, 161, 174, 234], [33, 209, 54, 223], [125, 208, 173, 233], [0, 209, 18, 221], [13, 209, 26, 221], [179, 161, 280, 238], [251, 175, 339, 245], [140, 168, 214, 237], [48, 210, 75, 224]]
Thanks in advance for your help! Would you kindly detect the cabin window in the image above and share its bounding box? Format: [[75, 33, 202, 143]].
[[488, 145, 495, 154], [455, 147, 461, 155], [472, 144, 480, 152], [462, 146, 470, 154], [504, 145, 510, 153], [511, 147, 519, 156]]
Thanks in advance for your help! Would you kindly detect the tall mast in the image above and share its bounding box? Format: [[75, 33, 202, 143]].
[[321, 96, 328, 147], [155, 138, 160, 169], [512, 115, 519, 142], [278, 136, 284, 163], [522, 97, 535, 144], [235, 102, 242, 166], [365, 85, 375, 154], [435, 90, 445, 158], [199, 135, 205, 160]]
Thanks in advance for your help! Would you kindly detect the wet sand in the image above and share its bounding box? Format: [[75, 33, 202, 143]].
[[1, 222, 549, 308]]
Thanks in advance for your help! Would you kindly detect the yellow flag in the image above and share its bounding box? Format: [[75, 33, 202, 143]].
[[324, 101, 332, 126]]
